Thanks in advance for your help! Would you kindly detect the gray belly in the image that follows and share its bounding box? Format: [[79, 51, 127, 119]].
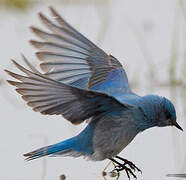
[[89, 117, 140, 161]]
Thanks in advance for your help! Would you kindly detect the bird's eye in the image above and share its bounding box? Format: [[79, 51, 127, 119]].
[[166, 112, 171, 119]]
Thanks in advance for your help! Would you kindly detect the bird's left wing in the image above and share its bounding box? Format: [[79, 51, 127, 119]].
[[6, 59, 133, 125], [30, 7, 131, 95]]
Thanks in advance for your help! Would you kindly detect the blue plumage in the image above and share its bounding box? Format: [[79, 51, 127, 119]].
[[6, 7, 183, 179], [26, 120, 97, 160], [91, 68, 131, 95]]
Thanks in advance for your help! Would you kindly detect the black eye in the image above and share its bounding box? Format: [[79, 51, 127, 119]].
[[166, 112, 171, 119]]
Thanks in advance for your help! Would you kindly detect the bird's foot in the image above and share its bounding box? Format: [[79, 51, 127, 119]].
[[115, 156, 142, 174], [114, 165, 137, 179], [110, 156, 142, 179]]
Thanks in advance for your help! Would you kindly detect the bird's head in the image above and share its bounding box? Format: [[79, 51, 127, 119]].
[[157, 97, 183, 131]]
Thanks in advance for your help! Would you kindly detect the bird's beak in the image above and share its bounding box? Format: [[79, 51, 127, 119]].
[[172, 121, 183, 131]]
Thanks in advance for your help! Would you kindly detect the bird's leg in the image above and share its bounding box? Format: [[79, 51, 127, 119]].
[[115, 156, 142, 173], [109, 158, 137, 179]]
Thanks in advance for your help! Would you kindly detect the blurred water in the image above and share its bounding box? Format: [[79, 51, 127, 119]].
[[0, 0, 185, 180]]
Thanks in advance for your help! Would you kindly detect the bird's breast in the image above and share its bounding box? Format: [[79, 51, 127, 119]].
[[90, 113, 140, 161]]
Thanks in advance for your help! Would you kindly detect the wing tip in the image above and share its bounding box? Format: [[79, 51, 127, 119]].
[[38, 12, 46, 21], [30, 26, 43, 35], [38, 11, 52, 26], [29, 40, 41, 48], [36, 52, 43, 61], [10, 59, 17, 66], [4, 69, 10, 74], [15, 88, 24, 95], [49, 6, 60, 19], [49, 6, 55, 14], [6, 80, 19, 86], [29, 25, 36, 32], [11, 59, 29, 74], [4, 69, 20, 80]]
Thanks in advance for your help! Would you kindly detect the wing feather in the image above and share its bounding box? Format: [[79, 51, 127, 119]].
[[6, 59, 132, 124], [30, 7, 132, 95]]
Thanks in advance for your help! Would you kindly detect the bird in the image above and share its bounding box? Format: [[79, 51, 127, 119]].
[[5, 6, 183, 179]]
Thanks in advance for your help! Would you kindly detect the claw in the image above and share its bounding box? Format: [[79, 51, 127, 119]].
[[110, 156, 142, 179]]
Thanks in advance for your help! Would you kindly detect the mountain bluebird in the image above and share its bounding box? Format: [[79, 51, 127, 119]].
[[6, 7, 183, 179]]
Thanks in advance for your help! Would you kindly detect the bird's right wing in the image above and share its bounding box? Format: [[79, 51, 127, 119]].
[[6, 59, 134, 125], [30, 7, 132, 95]]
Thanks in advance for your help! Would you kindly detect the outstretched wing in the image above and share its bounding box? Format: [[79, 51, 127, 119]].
[[30, 7, 132, 95], [6, 58, 133, 125]]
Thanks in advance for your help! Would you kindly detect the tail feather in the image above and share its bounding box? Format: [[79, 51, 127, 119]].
[[24, 139, 72, 161], [24, 122, 95, 161]]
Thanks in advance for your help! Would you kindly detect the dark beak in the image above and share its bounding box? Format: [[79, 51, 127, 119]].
[[173, 121, 183, 131]]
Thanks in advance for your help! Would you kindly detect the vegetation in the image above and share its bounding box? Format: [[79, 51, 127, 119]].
[[0, 0, 31, 10]]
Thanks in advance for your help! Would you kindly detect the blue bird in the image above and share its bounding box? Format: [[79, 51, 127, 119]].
[[6, 7, 183, 179]]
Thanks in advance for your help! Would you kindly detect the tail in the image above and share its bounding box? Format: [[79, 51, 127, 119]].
[[24, 137, 76, 161], [24, 121, 96, 161]]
